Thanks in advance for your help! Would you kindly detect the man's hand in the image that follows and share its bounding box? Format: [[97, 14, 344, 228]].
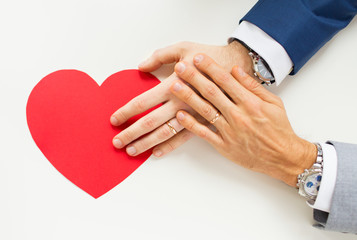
[[110, 41, 253, 157], [171, 54, 316, 186], [171, 54, 317, 187]]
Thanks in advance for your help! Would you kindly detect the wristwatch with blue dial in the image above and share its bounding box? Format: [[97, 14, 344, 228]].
[[297, 143, 324, 205]]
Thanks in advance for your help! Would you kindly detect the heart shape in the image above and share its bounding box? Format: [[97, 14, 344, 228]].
[[26, 70, 160, 198]]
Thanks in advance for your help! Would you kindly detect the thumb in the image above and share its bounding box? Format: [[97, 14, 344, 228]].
[[138, 44, 182, 72], [232, 66, 282, 106]]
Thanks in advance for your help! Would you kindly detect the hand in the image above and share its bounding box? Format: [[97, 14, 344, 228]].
[[170, 53, 317, 187], [110, 41, 253, 157]]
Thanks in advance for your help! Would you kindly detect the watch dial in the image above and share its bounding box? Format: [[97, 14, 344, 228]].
[[304, 174, 322, 197], [257, 59, 273, 79]]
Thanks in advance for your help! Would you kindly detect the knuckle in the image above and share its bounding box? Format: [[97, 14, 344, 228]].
[[122, 130, 134, 143], [174, 42, 189, 56], [201, 105, 213, 117], [132, 98, 146, 111], [204, 84, 218, 98], [186, 69, 196, 81], [248, 99, 263, 113], [229, 108, 241, 120], [238, 92, 250, 105], [183, 90, 194, 102], [136, 140, 149, 152], [158, 126, 172, 139], [115, 110, 127, 122], [219, 141, 227, 150], [247, 78, 261, 91], [153, 48, 162, 57], [142, 116, 156, 129], [165, 141, 175, 152], [216, 72, 231, 84], [197, 128, 207, 139], [186, 121, 196, 131], [204, 58, 215, 68], [239, 116, 251, 129]]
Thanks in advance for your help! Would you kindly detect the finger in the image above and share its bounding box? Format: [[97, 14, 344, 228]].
[[152, 129, 195, 157], [112, 102, 176, 149], [192, 54, 254, 104], [152, 113, 208, 157], [125, 118, 184, 156], [110, 83, 168, 126], [174, 61, 235, 116], [170, 79, 228, 129], [231, 66, 283, 106], [138, 43, 184, 72], [176, 111, 223, 147]]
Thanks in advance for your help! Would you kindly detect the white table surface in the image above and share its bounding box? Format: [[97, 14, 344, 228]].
[[1, 0, 357, 239]]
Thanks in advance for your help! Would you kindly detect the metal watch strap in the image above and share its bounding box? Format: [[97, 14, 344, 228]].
[[314, 142, 323, 167], [297, 143, 324, 203]]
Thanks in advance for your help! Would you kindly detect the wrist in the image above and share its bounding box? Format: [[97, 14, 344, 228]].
[[224, 41, 254, 77], [278, 138, 317, 187]]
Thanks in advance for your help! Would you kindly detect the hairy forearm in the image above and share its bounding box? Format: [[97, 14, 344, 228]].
[[224, 41, 254, 77]]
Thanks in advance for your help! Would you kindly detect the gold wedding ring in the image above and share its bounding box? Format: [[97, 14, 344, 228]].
[[166, 121, 178, 135], [210, 112, 221, 124]]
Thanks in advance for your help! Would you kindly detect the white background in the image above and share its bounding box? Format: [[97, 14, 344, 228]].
[[1, 0, 357, 239]]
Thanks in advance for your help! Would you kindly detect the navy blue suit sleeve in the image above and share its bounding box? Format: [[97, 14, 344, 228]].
[[241, 0, 357, 74]]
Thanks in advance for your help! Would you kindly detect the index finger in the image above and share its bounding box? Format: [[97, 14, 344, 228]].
[[193, 54, 255, 104], [110, 79, 169, 126]]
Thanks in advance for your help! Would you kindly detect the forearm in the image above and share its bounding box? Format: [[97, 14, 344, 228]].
[[223, 40, 253, 77]]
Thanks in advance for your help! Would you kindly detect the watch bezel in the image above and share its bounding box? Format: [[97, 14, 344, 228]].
[[249, 52, 275, 85], [298, 168, 323, 200]]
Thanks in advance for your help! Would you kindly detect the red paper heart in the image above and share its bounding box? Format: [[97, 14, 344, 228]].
[[26, 70, 160, 198]]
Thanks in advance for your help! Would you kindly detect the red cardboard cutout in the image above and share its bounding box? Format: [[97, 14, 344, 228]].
[[26, 70, 160, 198]]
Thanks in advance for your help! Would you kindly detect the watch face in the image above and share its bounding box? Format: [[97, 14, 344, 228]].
[[304, 173, 322, 197], [257, 59, 273, 80]]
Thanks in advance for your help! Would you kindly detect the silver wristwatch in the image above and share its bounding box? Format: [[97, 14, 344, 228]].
[[248, 51, 275, 85], [297, 143, 323, 205], [231, 39, 275, 85]]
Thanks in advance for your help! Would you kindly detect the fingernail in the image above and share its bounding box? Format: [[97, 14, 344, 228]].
[[238, 67, 246, 77], [153, 150, 163, 157], [176, 62, 186, 73], [127, 146, 137, 156], [177, 112, 185, 121], [173, 82, 182, 92], [194, 55, 204, 64], [113, 138, 123, 148], [110, 116, 119, 126]]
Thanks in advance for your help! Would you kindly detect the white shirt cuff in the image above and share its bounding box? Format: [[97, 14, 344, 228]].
[[230, 21, 293, 86], [308, 143, 338, 213]]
